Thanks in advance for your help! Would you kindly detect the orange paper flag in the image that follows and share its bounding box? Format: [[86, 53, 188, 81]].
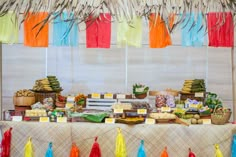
[[70, 143, 80, 157], [149, 14, 172, 48], [160, 147, 168, 157], [24, 12, 49, 47]]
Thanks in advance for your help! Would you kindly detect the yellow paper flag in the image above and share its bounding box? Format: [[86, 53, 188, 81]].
[[117, 16, 142, 48], [24, 137, 34, 157], [215, 144, 224, 157], [0, 12, 18, 44], [115, 128, 127, 157]]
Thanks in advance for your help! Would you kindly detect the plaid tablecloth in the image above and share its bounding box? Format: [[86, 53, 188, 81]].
[[0, 121, 236, 157]]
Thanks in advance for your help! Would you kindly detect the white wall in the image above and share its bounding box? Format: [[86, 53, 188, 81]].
[[2, 18, 234, 113]]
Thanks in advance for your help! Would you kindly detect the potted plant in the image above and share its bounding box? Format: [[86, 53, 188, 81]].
[[133, 83, 149, 99]]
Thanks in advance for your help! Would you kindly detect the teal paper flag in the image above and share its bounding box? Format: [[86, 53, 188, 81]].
[[181, 13, 205, 47], [45, 142, 54, 157], [137, 140, 146, 157], [53, 12, 78, 46]]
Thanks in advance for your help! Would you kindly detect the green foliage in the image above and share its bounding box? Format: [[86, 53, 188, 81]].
[[133, 83, 149, 95]]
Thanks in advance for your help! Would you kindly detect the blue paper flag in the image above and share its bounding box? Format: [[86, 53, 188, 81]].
[[137, 140, 146, 157], [45, 142, 54, 157], [53, 12, 78, 46], [232, 134, 236, 157], [181, 13, 205, 47]]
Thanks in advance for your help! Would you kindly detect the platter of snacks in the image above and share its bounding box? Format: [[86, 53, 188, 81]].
[[13, 89, 35, 106], [116, 117, 145, 124]]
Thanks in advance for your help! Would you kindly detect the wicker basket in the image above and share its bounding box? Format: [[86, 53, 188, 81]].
[[13, 96, 35, 106], [211, 105, 228, 125], [224, 111, 232, 123], [34, 92, 57, 104]]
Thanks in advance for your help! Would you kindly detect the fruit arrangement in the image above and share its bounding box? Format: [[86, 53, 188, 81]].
[[190, 114, 203, 124], [14, 89, 34, 97], [75, 94, 86, 106], [33, 78, 53, 92]]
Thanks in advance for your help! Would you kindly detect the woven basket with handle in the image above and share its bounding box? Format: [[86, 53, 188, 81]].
[[211, 105, 228, 125]]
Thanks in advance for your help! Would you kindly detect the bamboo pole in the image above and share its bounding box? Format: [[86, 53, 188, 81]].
[[231, 47, 235, 121]]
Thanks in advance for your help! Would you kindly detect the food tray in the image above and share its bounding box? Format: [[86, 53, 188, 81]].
[[116, 118, 145, 124], [155, 119, 176, 123], [31, 89, 63, 93], [3, 110, 25, 121]]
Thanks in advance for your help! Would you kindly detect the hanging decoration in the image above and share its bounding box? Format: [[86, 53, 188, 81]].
[[149, 13, 172, 48], [24, 137, 34, 157], [86, 13, 111, 48], [117, 16, 142, 47], [89, 137, 101, 157], [115, 128, 127, 157], [0, 12, 18, 44], [0, 127, 12, 157], [70, 143, 80, 157], [188, 148, 196, 157], [0, 0, 234, 36], [160, 147, 168, 157], [181, 13, 205, 47], [207, 12, 234, 47], [53, 12, 78, 47], [137, 140, 146, 157], [24, 12, 49, 47], [45, 142, 54, 157], [214, 144, 224, 157]]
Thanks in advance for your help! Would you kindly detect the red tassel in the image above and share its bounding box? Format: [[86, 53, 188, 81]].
[[89, 137, 101, 157], [1, 128, 12, 157], [189, 148, 196, 157]]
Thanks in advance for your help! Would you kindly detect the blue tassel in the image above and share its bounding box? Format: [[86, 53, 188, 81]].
[[45, 142, 54, 157], [53, 12, 78, 46], [232, 134, 236, 157], [137, 140, 146, 157]]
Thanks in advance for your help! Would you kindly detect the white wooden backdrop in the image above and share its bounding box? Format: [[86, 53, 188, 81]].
[[1, 19, 235, 118]]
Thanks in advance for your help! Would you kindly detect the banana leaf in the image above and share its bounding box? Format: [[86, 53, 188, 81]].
[[80, 113, 109, 123]]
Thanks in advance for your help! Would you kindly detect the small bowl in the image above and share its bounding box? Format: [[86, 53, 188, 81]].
[[55, 101, 66, 108], [135, 93, 147, 99]]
